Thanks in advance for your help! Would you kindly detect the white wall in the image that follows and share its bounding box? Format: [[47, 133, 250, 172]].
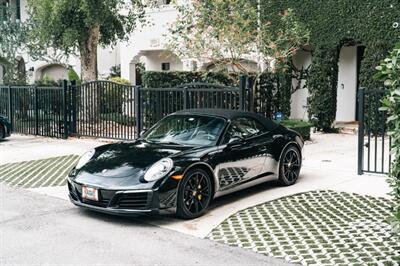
[[38, 64, 68, 81], [290, 50, 312, 120], [98, 45, 120, 79], [121, 6, 180, 81], [336, 46, 358, 122]]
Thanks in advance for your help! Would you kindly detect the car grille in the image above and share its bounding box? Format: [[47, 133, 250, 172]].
[[112, 192, 150, 210], [68, 181, 152, 210]]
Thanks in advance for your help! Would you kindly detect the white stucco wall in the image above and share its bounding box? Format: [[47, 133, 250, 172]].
[[290, 50, 312, 120], [336, 46, 358, 122], [38, 64, 68, 81], [120, 6, 181, 82]]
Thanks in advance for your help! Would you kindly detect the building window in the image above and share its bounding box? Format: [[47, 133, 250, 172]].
[[161, 63, 170, 71]]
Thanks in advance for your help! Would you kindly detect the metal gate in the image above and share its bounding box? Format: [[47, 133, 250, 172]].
[[357, 88, 391, 175]]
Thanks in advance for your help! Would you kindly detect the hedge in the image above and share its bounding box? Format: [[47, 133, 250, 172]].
[[141, 71, 240, 87], [280, 119, 311, 140]]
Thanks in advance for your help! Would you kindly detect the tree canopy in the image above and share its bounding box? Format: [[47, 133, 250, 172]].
[[27, 0, 148, 81], [0, 3, 27, 84], [168, 0, 309, 73]]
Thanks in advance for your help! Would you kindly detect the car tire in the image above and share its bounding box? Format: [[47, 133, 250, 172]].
[[176, 168, 213, 219], [0, 124, 4, 139], [278, 145, 302, 186]]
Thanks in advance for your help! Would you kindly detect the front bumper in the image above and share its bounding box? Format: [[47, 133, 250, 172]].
[[68, 179, 161, 215]]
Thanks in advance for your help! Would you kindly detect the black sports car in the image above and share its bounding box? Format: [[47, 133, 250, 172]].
[[0, 115, 11, 139], [68, 109, 304, 219]]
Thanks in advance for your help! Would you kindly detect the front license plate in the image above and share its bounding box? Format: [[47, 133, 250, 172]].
[[82, 186, 99, 201]]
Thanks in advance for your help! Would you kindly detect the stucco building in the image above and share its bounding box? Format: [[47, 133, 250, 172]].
[[1, 0, 361, 123]]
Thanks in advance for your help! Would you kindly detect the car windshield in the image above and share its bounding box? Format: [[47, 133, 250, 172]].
[[143, 115, 226, 146]]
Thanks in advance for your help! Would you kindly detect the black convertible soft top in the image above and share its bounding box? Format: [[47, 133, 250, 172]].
[[173, 109, 279, 131]]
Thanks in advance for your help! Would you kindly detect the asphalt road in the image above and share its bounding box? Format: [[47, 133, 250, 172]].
[[0, 184, 292, 266]]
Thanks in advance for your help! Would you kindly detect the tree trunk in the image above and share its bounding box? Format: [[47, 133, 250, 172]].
[[80, 25, 99, 82], [79, 25, 100, 124]]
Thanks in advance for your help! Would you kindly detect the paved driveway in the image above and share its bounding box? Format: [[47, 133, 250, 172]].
[[0, 133, 390, 238], [0, 184, 291, 266]]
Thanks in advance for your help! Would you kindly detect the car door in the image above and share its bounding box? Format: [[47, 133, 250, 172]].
[[211, 116, 269, 192]]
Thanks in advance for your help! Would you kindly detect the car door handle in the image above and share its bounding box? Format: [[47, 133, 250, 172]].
[[273, 134, 283, 139]]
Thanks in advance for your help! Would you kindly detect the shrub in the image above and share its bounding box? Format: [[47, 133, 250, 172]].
[[34, 74, 61, 86], [68, 67, 81, 85], [141, 71, 240, 87], [280, 119, 311, 140], [375, 43, 400, 233], [256, 71, 291, 119], [102, 77, 131, 114]]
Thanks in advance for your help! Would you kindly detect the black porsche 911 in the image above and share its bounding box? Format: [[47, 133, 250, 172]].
[[68, 109, 304, 219], [0, 115, 11, 139]]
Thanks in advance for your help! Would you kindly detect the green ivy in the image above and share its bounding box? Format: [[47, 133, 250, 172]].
[[306, 48, 339, 131], [261, 0, 400, 129], [376, 43, 400, 233], [256, 72, 291, 118]]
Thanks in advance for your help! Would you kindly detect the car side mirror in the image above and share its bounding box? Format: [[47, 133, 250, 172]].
[[226, 136, 245, 150], [228, 137, 243, 144]]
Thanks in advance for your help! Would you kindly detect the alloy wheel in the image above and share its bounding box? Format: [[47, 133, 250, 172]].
[[181, 171, 212, 217], [282, 149, 301, 182]]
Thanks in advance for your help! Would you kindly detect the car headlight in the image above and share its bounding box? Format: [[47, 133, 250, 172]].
[[75, 149, 95, 169], [144, 158, 173, 182]]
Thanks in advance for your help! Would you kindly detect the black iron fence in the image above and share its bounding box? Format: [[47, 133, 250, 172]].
[[357, 88, 391, 175], [0, 77, 249, 140], [0, 85, 67, 138]]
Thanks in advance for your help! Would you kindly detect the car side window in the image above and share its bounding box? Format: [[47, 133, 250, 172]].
[[223, 117, 267, 143]]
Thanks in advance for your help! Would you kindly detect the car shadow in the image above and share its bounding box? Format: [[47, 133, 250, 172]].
[[75, 179, 282, 226]]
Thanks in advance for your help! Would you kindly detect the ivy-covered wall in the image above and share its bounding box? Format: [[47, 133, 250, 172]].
[[262, 0, 400, 130]]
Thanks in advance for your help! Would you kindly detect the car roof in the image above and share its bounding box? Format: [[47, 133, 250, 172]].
[[172, 109, 279, 131]]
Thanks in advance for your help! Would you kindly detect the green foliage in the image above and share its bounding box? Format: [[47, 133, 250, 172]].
[[256, 71, 291, 118], [27, 0, 146, 53], [141, 71, 240, 87], [102, 77, 131, 114], [34, 74, 61, 86], [169, 0, 309, 73], [27, 0, 147, 81], [108, 65, 121, 79], [262, 0, 399, 130], [306, 48, 339, 131], [100, 113, 135, 126], [376, 43, 400, 233], [68, 67, 81, 85], [280, 119, 311, 140], [260, 8, 310, 71], [168, 0, 258, 73], [0, 4, 28, 84]]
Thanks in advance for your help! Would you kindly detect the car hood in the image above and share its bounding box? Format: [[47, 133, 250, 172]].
[[73, 140, 201, 188]]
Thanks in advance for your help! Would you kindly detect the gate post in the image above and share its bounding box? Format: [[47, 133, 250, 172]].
[[70, 80, 77, 134], [134, 86, 142, 138], [247, 76, 255, 112], [62, 80, 68, 139], [239, 75, 247, 110], [357, 87, 365, 175], [34, 86, 38, 135], [183, 86, 189, 109], [7, 85, 13, 131]]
